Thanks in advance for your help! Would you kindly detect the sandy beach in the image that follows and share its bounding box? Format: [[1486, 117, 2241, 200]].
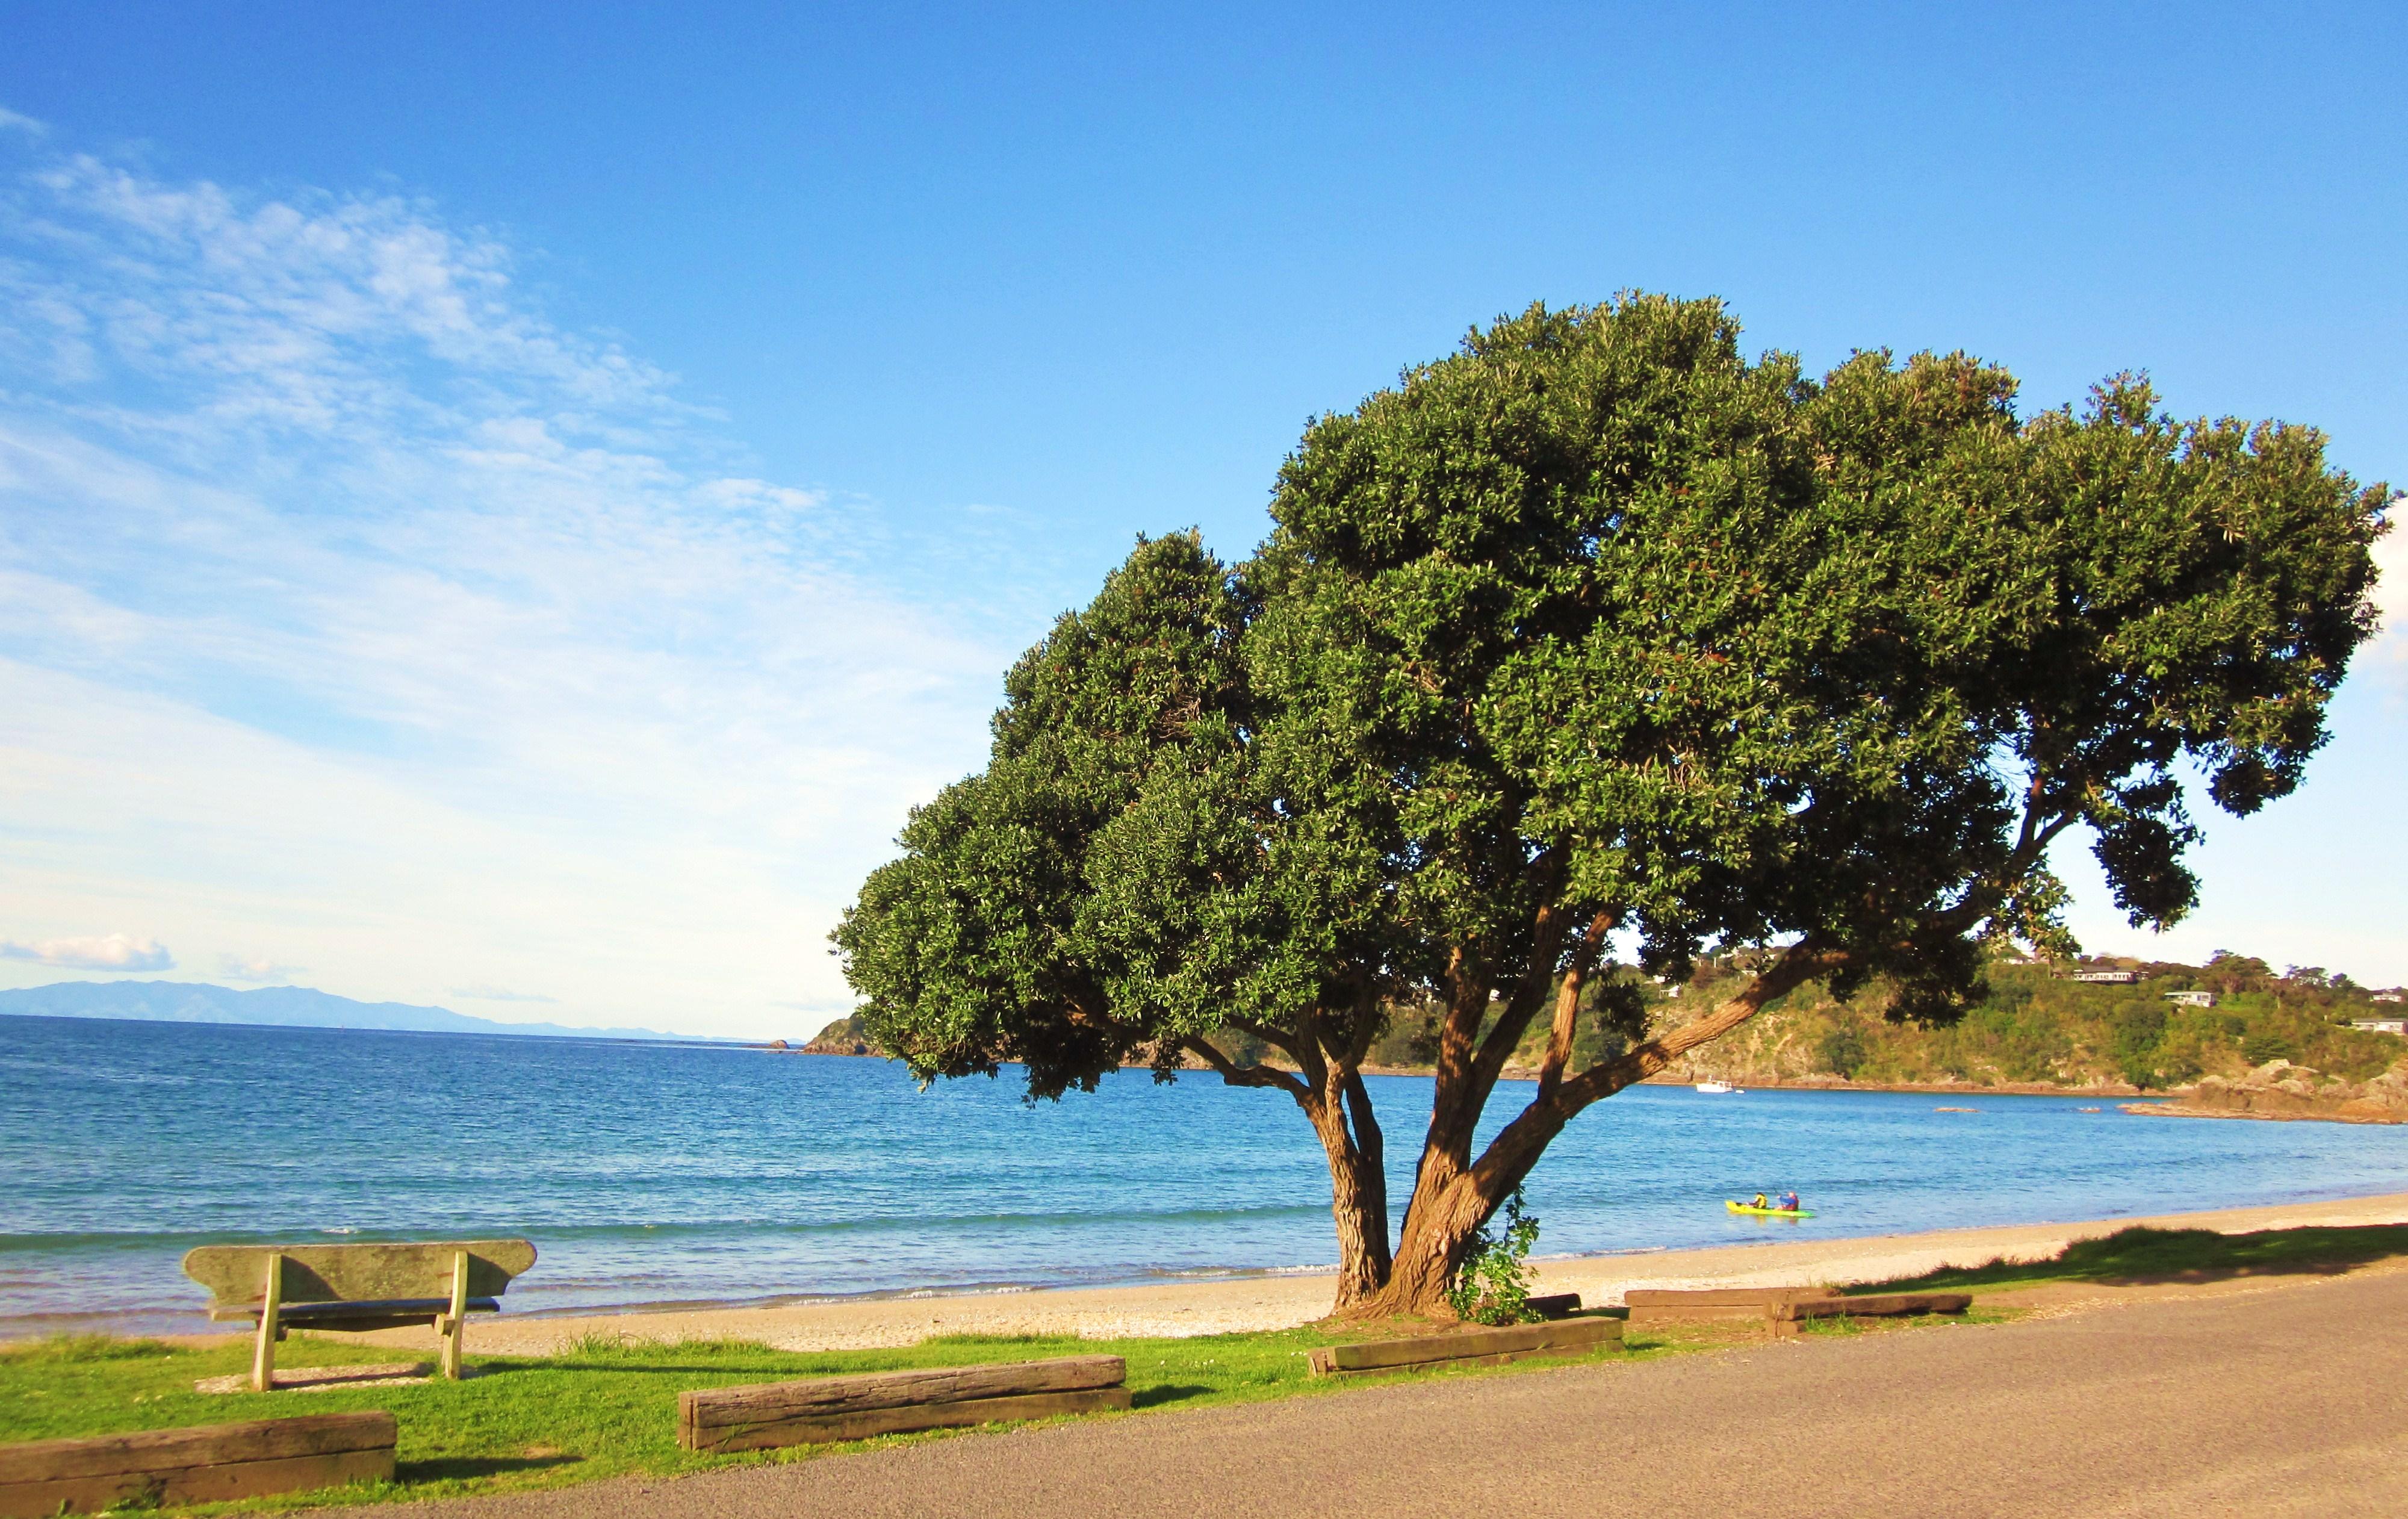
[[299, 1188, 2408, 1358]]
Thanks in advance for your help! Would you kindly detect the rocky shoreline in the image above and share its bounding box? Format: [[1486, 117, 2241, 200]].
[[2124, 1058, 2408, 1126]]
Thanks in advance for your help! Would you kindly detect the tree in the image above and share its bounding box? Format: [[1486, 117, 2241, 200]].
[[835, 296, 2388, 1318]]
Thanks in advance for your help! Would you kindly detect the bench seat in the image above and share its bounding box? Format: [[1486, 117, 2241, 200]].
[[182, 1241, 535, 1390]]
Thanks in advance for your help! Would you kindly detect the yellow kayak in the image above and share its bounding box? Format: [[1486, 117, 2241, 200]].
[[1726, 1201, 1816, 1218]]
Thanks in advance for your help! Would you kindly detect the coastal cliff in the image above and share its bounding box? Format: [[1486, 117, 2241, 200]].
[[802, 1015, 875, 1055]]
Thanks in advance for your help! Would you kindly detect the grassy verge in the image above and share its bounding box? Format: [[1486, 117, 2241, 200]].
[[17, 1221, 2398, 1512], [0, 1318, 1690, 1512], [1853, 1222, 2408, 1296]]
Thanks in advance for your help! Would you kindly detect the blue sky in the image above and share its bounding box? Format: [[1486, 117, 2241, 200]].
[[1, 3, 2401, 1036]]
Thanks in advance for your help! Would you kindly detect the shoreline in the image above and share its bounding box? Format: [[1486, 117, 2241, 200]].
[[811, 1048, 2163, 1099], [280, 1189, 2408, 1358]]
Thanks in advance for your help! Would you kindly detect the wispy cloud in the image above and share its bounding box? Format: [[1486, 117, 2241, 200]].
[[0, 107, 43, 138], [0, 133, 1007, 1036], [449, 986, 557, 1004], [1, 933, 173, 971]]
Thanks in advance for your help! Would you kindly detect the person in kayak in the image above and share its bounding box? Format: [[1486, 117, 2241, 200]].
[[1751, 1193, 1769, 1210], [1779, 1191, 1802, 1212]]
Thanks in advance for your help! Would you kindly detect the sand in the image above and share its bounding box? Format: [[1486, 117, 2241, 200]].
[[303, 1188, 2408, 1358]]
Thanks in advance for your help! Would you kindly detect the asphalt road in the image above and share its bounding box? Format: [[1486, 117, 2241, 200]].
[[403, 1269, 2408, 1518]]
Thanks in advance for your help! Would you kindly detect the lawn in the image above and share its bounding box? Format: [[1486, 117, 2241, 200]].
[[11, 1220, 2401, 1513], [0, 1317, 1669, 1512], [1854, 1222, 2408, 1296]]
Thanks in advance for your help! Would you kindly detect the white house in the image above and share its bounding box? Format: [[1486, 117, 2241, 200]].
[[2070, 969, 2139, 985], [2164, 990, 2216, 1008], [2351, 1018, 2407, 1036]]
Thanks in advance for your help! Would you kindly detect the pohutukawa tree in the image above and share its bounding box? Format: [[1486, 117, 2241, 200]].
[[834, 295, 2389, 1319]]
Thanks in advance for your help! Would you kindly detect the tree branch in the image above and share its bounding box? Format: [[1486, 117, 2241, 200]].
[[1551, 941, 1842, 1117], [1179, 1036, 1311, 1102], [1463, 896, 1580, 1122], [1538, 911, 1616, 1100], [1220, 1015, 1305, 1063]]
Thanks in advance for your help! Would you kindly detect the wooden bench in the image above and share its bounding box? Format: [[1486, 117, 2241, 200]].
[[0, 1411, 394, 1518], [182, 1240, 536, 1391], [680, 1355, 1131, 1452], [1305, 1316, 1623, 1377]]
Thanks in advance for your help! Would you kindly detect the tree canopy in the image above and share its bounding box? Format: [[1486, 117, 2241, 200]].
[[835, 294, 2389, 1316]]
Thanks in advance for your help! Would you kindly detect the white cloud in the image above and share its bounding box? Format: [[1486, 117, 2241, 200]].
[[450, 986, 558, 1004], [0, 138, 1010, 1037], [0, 107, 44, 138], [218, 953, 303, 983], [1, 933, 173, 971], [2370, 499, 2408, 665]]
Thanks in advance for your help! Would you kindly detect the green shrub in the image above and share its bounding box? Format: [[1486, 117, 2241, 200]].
[[1446, 1188, 1541, 1326], [2241, 1031, 2295, 1066]]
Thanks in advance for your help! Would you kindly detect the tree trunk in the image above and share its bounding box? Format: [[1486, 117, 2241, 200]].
[[1344, 944, 1836, 1319], [1310, 1080, 1393, 1308]]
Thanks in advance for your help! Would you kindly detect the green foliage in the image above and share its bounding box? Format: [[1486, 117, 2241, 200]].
[[2241, 1030, 2297, 1067], [1445, 1190, 1542, 1325], [833, 294, 2387, 1294], [1816, 1024, 1869, 1078]]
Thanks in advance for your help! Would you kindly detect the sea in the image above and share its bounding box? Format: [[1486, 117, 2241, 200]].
[[7, 1013, 2408, 1337]]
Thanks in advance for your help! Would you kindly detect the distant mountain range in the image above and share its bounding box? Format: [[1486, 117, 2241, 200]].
[[0, 980, 704, 1041]]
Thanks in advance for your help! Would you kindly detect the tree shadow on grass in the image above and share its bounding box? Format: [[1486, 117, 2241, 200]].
[[1872, 1225, 2408, 1293], [1129, 1384, 1214, 1409]]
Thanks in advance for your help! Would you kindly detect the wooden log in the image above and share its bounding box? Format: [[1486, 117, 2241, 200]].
[[0, 1412, 394, 1518], [1623, 1287, 1842, 1306], [182, 1240, 536, 1312], [683, 1388, 1132, 1453], [1625, 1303, 1777, 1326], [1306, 1316, 1622, 1376], [1625, 1287, 1843, 1328], [1773, 1292, 1972, 1321], [680, 1355, 1126, 1449]]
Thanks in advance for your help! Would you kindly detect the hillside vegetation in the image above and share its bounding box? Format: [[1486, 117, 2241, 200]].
[[1314, 952, 2403, 1094], [817, 952, 2404, 1096]]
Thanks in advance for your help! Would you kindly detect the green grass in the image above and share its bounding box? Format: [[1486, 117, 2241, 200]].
[[19, 1221, 2400, 1512], [1854, 1222, 2408, 1296], [0, 1319, 1670, 1512]]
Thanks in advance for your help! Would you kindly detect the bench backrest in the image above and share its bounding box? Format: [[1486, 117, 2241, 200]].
[[181, 1240, 537, 1312]]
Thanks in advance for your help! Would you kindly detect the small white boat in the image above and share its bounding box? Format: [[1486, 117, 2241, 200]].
[[1694, 1079, 1742, 1095]]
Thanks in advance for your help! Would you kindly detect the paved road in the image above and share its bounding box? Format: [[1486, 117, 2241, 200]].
[[411, 1270, 2408, 1518]]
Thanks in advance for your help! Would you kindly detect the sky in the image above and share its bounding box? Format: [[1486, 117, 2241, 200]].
[[0, 2, 2402, 1037]]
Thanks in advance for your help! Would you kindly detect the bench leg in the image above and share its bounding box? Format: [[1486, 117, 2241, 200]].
[[439, 1249, 469, 1379], [251, 1252, 285, 1393]]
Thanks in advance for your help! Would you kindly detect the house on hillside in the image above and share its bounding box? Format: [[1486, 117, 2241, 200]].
[[2068, 969, 2139, 985], [2374, 990, 2404, 1004], [2164, 990, 2216, 1008], [2351, 1017, 2407, 1036]]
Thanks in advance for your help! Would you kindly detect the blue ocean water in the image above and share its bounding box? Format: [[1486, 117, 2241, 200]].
[[6, 1013, 2408, 1335]]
